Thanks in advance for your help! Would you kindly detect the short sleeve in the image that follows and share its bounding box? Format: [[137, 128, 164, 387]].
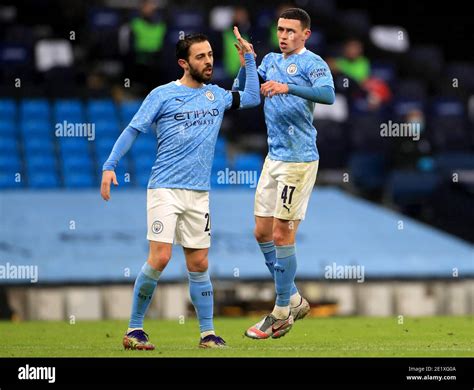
[[307, 58, 334, 89], [129, 88, 163, 133]]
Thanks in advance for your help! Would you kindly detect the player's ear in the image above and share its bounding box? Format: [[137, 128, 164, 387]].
[[177, 58, 188, 71], [303, 29, 311, 41]]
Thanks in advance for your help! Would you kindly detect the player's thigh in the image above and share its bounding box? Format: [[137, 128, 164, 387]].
[[273, 160, 319, 221], [254, 157, 278, 218], [175, 190, 211, 249], [183, 247, 209, 272], [147, 188, 180, 244]]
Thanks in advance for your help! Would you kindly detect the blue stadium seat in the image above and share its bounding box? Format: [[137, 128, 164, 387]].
[[371, 61, 397, 85], [94, 119, 120, 139], [0, 172, 22, 188], [136, 172, 150, 187], [0, 120, 16, 137], [435, 152, 474, 173], [0, 155, 21, 172], [130, 134, 156, 157], [214, 137, 227, 158], [53, 99, 84, 121], [315, 120, 349, 169], [28, 172, 60, 188], [26, 154, 56, 171], [0, 136, 18, 154], [234, 153, 263, 171], [23, 136, 55, 154], [349, 152, 386, 191], [20, 119, 51, 136], [0, 99, 16, 119], [431, 97, 464, 117], [59, 137, 90, 155], [20, 99, 50, 121], [87, 99, 116, 121], [133, 154, 154, 174], [169, 9, 205, 29], [387, 171, 441, 206], [393, 98, 424, 119], [64, 172, 95, 188], [120, 101, 141, 124], [61, 155, 93, 173]]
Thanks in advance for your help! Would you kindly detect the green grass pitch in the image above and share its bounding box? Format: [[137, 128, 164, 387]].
[[1, 316, 472, 357]]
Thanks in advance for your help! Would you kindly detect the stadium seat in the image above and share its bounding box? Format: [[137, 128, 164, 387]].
[[64, 172, 95, 188], [371, 61, 397, 85], [428, 116, 469, 151], [315, 120, 349, 169], [20, 119, 52, 136], [434, 152, 474, 174], [234, 153, 263, 171], [349, 114, 389, 152], [349, 152, 386, 191], [28, 171, 60, 188], [20, 98, 50, 121], [120, 101, 141, 125], [0, 120, 16, 137], [0, 154, 21, 172], [94, 119, 120, 139], [61, 155, 93, 173], [0, 136, 18, 154], [86, 99, 116, 121], [394, 79, 427, 100], [214, 137, 227, 158], [53, 99, 84, 122], [23, 136, 55, 154], [0, 99, 16, 118], [26, 154, 56, 171], [0, 172, 22, 188], [387, 171, 441, 206]]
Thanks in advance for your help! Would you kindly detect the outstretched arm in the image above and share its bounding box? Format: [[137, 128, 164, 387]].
[[233, 27, 260, 108]]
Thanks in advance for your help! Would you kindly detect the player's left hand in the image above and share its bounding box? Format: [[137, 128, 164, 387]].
[[260, 81, 289, 97]]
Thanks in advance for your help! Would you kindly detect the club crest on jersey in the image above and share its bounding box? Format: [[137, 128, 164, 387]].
[[287, 64, 298, 75], [205, 90, 215, 101], [152, 221, 164, 234]]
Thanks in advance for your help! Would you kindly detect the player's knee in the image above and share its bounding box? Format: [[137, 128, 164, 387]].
[[272, 229, 291, 246], [254, 227, 272, 243], [147, 252, 172, 270], [187, 257, 208, 273]]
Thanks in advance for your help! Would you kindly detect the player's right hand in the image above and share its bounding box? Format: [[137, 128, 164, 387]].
[[100, 170, 118, 201], [233, 26, 256, 66]]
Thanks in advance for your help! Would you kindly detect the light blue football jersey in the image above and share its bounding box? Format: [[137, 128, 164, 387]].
[[129, 80, 235, 190], [258, 48, 334, 162]]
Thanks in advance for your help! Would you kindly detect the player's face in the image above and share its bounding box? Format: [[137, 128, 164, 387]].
[[277, 18, 310, 55], [187, 41, 214, 83]]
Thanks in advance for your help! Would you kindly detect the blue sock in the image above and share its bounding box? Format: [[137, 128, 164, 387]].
[[128, 262, 161, 329], [259, 241, 298, 296], [274, 245, 297, 307], [188, 271, 214, 333]]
